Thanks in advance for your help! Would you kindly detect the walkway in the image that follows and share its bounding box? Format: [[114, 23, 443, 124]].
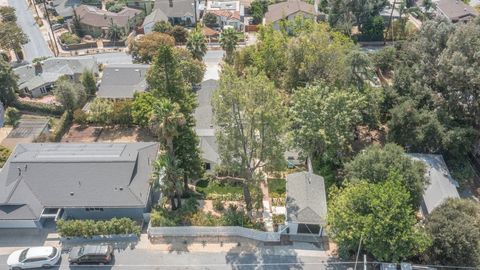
[[260, 180, 274, 232]]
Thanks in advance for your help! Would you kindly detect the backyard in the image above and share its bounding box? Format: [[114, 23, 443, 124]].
[[268, 178, 286, 207]]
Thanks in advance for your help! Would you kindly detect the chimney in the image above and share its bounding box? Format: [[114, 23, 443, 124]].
[[34, 62, 43, 75]]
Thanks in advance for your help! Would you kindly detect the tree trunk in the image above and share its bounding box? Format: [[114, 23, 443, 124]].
[[183, 173, 189, 194], [242, 182, 253, 214], [170, 195, 177, 210], [176, 191, 182, 208]]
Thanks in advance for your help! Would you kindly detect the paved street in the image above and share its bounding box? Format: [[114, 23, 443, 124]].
[[8, 0, 53, 61], [0, 248, 336, 270]]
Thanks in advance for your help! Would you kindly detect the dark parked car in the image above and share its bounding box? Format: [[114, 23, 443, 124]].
[[68, 245, 113, 265]]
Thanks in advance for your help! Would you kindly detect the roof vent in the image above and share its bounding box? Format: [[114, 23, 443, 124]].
[[70, 192, 74, 196], [18, 167, 21, 176], [119, 187, 124, 191]]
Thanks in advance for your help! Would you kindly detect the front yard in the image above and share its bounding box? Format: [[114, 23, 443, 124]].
[[268, 178, 286, 206]]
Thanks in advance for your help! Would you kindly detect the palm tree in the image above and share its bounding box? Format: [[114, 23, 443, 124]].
[[186, 29, 207, 60], [152, 152, 183, 210], [219, 28, 239, 64], [106, 19, 123, 43]]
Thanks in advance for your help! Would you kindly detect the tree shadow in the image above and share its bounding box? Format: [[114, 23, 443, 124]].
[[225, 244, 304, 270]]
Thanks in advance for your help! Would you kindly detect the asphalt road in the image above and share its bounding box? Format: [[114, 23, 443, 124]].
[[8, 0, 53, 61], [0, 248, 336, 270]]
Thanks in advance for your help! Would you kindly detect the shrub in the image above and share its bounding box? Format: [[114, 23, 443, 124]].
[[60, 32, 81, 45], [111, 101, 133, 126], [73, 108, 88, 125], [0, 145, 11, 167], [213, 199, 224, 211], [51, 111, 72, 142], [272, 214, 285, 225], [4, 107, 21, 127], [13, 100, 64, 116], [57, 217, 141, 237]]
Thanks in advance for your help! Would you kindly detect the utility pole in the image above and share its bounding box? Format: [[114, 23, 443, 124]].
[[364, 254, 367, 270], [354, 234, 364, 270], [42, 1, 59, 56]]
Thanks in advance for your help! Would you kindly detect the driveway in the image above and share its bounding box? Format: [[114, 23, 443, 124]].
[[8, 0, 53, 61]]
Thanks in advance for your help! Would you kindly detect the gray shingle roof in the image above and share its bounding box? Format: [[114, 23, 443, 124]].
[[142, 8, 169, 27], [51, 0, 82, 18], [97, 64, 149, 99], [194, 80, 220, 164], [154, 0, 196, 18], [286, 171, 327, 225], [14, 57, 98, 91], [409, 153, 460, 215], [436, 0, 478, 22], [264, 0, 316, 23], [0, 143, 159, 220]]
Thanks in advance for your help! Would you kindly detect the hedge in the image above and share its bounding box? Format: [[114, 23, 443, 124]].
[[57, 218, 141, 237], [13, 100, 64, 116], [0, 145, 11, 168], [51, 111, 72, 142]]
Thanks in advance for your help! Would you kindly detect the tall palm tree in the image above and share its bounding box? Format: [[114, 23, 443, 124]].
[[152, 152, 183, 210], [186, 29, 207, 61], [106, 19, 123, 43], [219, 28, 239, 64]]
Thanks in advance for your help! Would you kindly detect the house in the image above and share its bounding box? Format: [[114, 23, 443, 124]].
[[13, 57, 98, 98], [194, 79, 220, 172], [435, 0, 478, 23], [409, 154, 460, 216], [142, 8, 169, 33], [202, 26, 220, 42], [0, 142, 159, 228], [205, 0, 244, 31], [152, 0, 201, 26], [126, 0, 155, 14], [74, 5, 143, 36], [97, 64, 149, 99], [263, 0, 318, 31], [283, 171, 328, 243], [1, 118, 50, 150], [49, 0, 82, 19]]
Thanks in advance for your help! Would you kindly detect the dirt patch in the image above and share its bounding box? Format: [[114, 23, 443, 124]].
[[198, 200, 242, 217], [62, 125, 155, 143]]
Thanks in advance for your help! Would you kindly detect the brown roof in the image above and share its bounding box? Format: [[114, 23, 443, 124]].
[[437, 0, 478, 22], [202, 26, 220, 37], [74, 5, 141, 28], [264, 0, 316, 23], [208, 10, 241, 20]]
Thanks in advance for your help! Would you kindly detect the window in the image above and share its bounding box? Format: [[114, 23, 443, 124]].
[[204, 163, 211, 170], [297, 224, 321, 234], [85, 208, 104, 212]]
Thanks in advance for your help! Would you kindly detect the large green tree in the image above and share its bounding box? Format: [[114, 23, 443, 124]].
[[0, 58, 18, 106], [328, 176, 431, 262], [212, 67, 287, 212], [0, 6, 17, 22], [0, 21, 28, 54], [290, 83, 366, 164], [327, 0, 388, 32], [423, 199, 480, 267], [344, 143, 427, 207], [128, 32, 175, 63], [80, 70, 96, 96], [53, 76, 86, 112]]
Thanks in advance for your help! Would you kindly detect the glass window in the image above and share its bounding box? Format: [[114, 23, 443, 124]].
[[48, 247, 57, 258], [19, 249, 28, 262]]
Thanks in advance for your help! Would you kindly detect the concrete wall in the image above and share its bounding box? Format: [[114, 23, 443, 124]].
[[63, 207, 145, 221], [0, 220, 40, 228]]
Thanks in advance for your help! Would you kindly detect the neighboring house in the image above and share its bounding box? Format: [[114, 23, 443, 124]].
[[263, 0, 318, 30], [1, 118, 50, 150], [50, 0, 82, 19], [126, 0, 155, 14], [142, 8, 169, 33], [153, 0, 201, 26], [409, 154, 460, 216], [284, 149, 303, 168], [282, 171, 328, 243], [74, 5, 143, 36], [202, 26, 220, 42], [435, 0, 478, 23], [205, 0, 244, 31], [194, 79, 220, 172], [97, 64, 149, 99], [0, 142, 159, 228], [14, 57, 98, 98]]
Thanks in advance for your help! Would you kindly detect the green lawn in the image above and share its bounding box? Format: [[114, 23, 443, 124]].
[[268, 179, 286, 197], [195, 180, 243, 200]]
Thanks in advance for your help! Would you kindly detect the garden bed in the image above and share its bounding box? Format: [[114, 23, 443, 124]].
[[268, 179, 286, 206], [195, 179, 243, 201]]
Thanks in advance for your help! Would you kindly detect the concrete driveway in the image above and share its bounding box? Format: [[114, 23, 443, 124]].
[[8, 0, 53, 61]]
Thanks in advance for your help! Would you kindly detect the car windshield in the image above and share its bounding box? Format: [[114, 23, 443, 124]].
[[77, 247, 85, 256], [19, 249, 29, 262], [48, 247, 57, 258]]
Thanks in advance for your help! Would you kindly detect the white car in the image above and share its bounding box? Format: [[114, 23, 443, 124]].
[[7, 246, 60, 269]]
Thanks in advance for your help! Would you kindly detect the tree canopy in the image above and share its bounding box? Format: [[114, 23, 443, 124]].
[[328, 176, 430, 262], [344, 143, 427, 207], [423, 199, 480, 268], [53, 76, 86, 112], [0, 58, 18, 106]]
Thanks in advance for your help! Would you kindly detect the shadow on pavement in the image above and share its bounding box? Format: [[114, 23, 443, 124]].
[[225, 244, 304, 270]]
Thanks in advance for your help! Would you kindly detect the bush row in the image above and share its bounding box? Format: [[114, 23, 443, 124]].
[[51, 111, 72, 142], [57, 218, 141, 237], [13, 100, 64, 116]]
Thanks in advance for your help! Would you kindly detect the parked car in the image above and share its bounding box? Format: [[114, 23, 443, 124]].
[[68, 245, 113, 265], [51, 23, 63, 31], [7, 246, 60, 270]]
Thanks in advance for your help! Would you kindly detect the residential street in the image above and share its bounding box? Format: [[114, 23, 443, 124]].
[[0, 246, 337, 270], [8, 0, 53, 61]]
